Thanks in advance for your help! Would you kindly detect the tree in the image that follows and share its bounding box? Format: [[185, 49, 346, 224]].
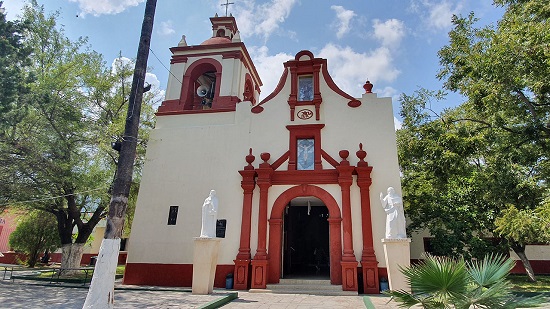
[[84, 0, 157, 307], [495, 203, 550, 282], [8, 211, 60, 267], [387, 254, 543, 308], [0, 1, 156, 272], [0, 1, 31, 206], [398, 0, 550, 281]]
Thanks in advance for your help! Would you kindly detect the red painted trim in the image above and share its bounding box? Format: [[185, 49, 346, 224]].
[[356, 161, 379, 293], [268, 185, 343, 285], [233, 259, 251, 290], [123, 263, 234, 288], [237, 170, 256, 260], [271, 170, 339, 185], [169, 43, 262, 88], [295, 50, 314, 60], [341, 261, 359, 291], [270, 151, 290, 170], [156, 107, 235, 116], [258, 68, 289, 106], [337, 163, 356, 261], [321, 149, 340, 168], [286, 124, 325, 170], [511, 260, 550, 275], [251, 105, 264, 114], [321, 63, 361, 107]]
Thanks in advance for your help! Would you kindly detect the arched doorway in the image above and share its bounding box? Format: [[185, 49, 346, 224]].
[[268, 185, 342, 285], [283, 197, 330, 279]]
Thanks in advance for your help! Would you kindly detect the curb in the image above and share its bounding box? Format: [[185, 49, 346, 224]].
[[363, 296, 375, 309], [198, 292, 238, 309]]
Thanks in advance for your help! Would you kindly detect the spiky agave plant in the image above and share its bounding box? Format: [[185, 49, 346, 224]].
[[386, 254, 543, 309]]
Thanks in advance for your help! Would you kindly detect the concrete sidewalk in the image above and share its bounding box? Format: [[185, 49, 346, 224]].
[[1, 281, 548, 308], [0, 280, 405, 308]]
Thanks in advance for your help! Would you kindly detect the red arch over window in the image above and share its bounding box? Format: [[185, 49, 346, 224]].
[[267, 185, 343, 284], [179, 58, 223, 110]]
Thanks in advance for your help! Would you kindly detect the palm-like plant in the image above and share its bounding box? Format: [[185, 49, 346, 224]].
[[387, 254, 543, 308]]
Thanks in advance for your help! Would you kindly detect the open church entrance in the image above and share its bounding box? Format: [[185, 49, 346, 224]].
[[283, 197, 330, 279]]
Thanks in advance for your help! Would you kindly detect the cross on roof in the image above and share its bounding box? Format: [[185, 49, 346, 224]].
[[221, 0, 234, 17]]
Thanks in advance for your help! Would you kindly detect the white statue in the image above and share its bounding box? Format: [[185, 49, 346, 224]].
[[178, 35, 188, 47], [380, 187, 406, 239], [200, 190, 218, 238]]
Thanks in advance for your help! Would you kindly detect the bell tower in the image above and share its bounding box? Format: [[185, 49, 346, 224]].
[[157, 15, 262, 115]]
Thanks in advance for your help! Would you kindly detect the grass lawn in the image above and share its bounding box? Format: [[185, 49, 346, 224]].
[[508, 274, 550, 293]]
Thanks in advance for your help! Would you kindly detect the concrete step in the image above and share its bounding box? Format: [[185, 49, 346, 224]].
[[254, 279, 358, 296]]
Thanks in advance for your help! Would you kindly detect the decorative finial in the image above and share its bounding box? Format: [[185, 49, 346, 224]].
[[363, 80, 373, 93], [221, 0, 235, 17], [178, 35, 188, 47], [245, 148, 255, 170]]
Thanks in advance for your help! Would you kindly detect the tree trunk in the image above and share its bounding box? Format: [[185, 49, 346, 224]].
[[84, 1, 156, 307], [511, 243, 537, 282], [61, 243, 84, 275]]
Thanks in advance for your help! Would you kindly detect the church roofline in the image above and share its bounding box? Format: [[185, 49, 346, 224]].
[[170, 42, 263, 88]]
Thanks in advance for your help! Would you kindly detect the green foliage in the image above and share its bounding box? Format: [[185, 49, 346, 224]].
[[8, 211, 60, 267], [398, 0, 550, 273], [0, 0, 156, 263], [495, 202, 550, 248], [387, 254, 543, 308]]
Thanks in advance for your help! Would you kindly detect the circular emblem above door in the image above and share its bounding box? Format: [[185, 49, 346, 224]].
[[297, 109, 313, 120]]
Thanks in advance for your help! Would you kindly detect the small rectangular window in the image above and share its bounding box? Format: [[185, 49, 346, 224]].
[[167, 206, 179, 225], [216, 219, 227, 238], [298, 75, 313, 101]]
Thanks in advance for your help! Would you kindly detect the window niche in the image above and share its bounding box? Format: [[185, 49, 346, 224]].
[[167, 206, 179, 225], [298, 75, 314, 101], [297, 138, 315, 170]]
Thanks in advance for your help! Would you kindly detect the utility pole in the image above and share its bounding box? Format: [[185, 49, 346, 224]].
[[83, 0, 157, 307]]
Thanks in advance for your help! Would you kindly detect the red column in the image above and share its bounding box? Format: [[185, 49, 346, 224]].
[[251, 152, 272, 289], [328, 217, 343, 285], [234, 149, 256, 290], [356, 144, 379, 293], [267, 218, 283, 283], [336, 150, 358, 291]]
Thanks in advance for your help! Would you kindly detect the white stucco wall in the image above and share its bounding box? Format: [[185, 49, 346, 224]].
[[128, 58, 402, 269]]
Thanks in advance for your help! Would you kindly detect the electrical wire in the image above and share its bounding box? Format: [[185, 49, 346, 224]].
[[0, 186, 108, 207], [149, 47, 183, 85]]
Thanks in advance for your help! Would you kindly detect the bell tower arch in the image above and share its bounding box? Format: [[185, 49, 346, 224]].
[[157, 16, 262, 115]]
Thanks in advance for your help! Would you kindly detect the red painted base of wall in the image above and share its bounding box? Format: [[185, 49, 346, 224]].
[[511, 260, 550, 275], [123, 263, 234, 288]]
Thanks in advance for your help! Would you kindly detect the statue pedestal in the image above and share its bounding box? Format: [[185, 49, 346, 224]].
[[192, 237, 221, 295], [382, 238, 411, 292]]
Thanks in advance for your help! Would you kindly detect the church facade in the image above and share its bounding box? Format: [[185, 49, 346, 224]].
[[123, 16, 403, 293]]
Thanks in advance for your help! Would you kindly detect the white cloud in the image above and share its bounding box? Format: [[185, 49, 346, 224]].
[[248, 46, 293, 100], [410, 0, 464, 31], [428, 1, 461, 29], [230, 0, 298, 41], [2, 0, 24, 20], [157, 20, 176, 36], [68, 0, 144, 16], [318, 44, 400, 97], [111, 57, 165, 108], [330, 5, 356, 39], [372, 19, 406, 48]]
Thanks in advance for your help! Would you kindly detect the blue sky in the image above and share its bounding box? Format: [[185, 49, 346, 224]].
[[4, 0, 505, 128]]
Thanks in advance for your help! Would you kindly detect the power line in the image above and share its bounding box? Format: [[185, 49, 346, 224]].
[[149, 47, 183, 85], [0, 186, 108, 207]]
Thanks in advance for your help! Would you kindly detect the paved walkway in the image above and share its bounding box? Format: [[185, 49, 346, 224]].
[[0, 280, 548, 308], [0, 280, 405, 309]]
